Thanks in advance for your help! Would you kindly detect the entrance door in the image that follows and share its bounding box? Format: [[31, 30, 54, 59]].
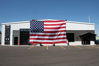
[[5, 25, 10, 45], [14, 37, 18, 45]]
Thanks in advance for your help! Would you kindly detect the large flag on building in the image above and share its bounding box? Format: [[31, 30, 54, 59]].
[[29, 20, 67, 45]]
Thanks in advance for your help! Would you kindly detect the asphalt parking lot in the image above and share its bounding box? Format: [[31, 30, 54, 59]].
[[0, 45, 99, 66]]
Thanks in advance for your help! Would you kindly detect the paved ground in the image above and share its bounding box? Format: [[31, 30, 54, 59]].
[[0, 45, 99, 66]]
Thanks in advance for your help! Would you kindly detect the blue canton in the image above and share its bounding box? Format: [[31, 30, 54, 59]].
[[30, 21, 44, 33]]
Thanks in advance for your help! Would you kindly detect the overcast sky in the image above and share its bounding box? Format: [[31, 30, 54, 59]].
[[0, 0, 99, 35]]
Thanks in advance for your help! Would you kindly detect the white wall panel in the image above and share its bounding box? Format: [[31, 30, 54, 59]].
[[66, 21, 95, 30], [11, 22, 30, 30]]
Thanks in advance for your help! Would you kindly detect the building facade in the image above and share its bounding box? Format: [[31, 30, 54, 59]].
[[1, 20, 96, 46]]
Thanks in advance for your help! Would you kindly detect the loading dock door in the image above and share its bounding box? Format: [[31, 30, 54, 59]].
[[80, 33, 96, 45], [20, 29, 29, 45]]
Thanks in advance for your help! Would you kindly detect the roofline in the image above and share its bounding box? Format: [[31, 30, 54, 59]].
[[1, 21, 29, 25], [1, 20, 95, 25], [67, 21, 95, 25]]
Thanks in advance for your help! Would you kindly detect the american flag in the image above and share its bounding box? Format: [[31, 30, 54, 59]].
[[29, 20, 67, 45]]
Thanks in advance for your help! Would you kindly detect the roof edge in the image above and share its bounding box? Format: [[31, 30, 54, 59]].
[[1, 20, 94, 25]]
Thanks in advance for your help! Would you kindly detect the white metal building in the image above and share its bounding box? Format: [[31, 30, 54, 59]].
[[1, 20, 96, 46]]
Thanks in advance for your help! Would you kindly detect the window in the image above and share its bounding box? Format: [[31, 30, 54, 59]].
[[67, 33, 75, 42]]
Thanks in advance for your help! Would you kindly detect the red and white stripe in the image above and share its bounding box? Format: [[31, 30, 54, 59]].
[[30, 20, 67, 44]]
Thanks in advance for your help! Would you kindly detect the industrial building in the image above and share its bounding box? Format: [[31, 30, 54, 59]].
[[1, 20, 96, 46]]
